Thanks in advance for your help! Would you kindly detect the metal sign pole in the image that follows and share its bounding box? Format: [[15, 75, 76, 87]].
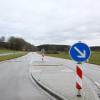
[[42, 54, 44, 61], [41, 48, 45, 61]]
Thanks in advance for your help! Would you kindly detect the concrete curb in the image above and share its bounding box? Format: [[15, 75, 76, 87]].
[[31, 73, 68, 100]]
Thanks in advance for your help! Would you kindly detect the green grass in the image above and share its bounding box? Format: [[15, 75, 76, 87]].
[[0, 48, 17, 54], [47, 52, 70, 59], [89, 52, 100, 65], [46, 51, 100, 65], [0, 52, 27, 61]]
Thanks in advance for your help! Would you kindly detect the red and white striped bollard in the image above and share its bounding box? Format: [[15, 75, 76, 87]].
[[42, 54, 44, 61], [76, 63, 83, 97]]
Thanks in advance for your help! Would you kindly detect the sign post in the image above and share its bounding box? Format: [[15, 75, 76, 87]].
[[41, 48, 45, 61], [69, 42, 91, 97]]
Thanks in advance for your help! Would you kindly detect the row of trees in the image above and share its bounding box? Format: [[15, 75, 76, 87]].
[[37, 44, 70, 54], [37, 44, 100, 53], [0, 36, 37, 51], [1, 36, 100, 52], [91, 46, 100, 51]]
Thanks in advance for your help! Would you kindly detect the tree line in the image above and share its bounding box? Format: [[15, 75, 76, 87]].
[[0, 36, 37, 51], [37, 44, 70, 54], [0, 36, 100, 52], [37, 44, 100, 53]]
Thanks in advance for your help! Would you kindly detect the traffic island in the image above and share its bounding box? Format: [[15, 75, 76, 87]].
[[30, 61, 99, 100]]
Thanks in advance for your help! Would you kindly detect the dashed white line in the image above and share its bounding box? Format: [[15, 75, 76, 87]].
[[95, 81, 100, 90]]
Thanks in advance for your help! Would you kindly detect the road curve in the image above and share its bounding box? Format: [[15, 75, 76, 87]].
[[0, 53, 54, 100]]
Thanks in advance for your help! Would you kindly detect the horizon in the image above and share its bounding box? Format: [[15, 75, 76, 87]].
[[1, 36, 100, 47]]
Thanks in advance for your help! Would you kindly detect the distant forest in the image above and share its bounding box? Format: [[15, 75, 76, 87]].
[[37, 44, 100, 54], [37, 44, 70, 54], [0, 36, 100, 52]]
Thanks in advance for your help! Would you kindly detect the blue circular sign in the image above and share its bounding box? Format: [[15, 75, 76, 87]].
[[69, 42, 91, 62]]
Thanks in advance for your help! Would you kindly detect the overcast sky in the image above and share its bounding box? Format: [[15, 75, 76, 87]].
[[0, 0, 100, 46]]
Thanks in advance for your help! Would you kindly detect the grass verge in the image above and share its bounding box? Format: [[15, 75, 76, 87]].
[[0, 52, 27, 61], [46, 51, 100, 65], [0, 48, 17, 54]]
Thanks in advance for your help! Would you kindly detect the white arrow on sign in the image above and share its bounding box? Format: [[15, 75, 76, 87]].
[[74, 47, 86, 58]]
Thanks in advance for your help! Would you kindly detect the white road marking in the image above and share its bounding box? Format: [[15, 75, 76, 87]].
[[32, 70, 42, 72], [95, 81, 100, 90], [61, 69, 73, 72]]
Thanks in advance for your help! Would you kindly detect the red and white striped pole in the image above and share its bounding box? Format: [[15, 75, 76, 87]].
[[41, 48, 45, 61], [76, 63, 83, 97], [42, 54, 44, 61]]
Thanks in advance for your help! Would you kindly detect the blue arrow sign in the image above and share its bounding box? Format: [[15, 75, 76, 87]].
[[69, 42, 91, 62]]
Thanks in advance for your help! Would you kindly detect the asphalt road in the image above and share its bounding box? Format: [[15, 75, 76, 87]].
[[0, 53, 54, 100], [62, 59, 100, 85], [0, 52, 100, 100], [43, 54, 100, 85], [30, 53, 100, 100], [49, 55, 100, 86]]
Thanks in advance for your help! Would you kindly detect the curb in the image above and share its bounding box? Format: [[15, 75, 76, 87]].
[[31, 73, 68, 100]]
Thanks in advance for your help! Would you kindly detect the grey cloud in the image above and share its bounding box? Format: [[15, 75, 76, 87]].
[[0, 0, 100, 46]]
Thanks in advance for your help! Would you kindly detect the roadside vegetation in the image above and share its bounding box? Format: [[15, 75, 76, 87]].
[[89, 52, 100, 65], [0, 36, 35, 61], [0, 52, 27, 61], [0, 36, 100, 64], [0, 49, 16, 54], [46, 51, 100, 65]]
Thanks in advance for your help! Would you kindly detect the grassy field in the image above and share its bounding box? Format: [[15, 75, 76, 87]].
[[46, 51, 100, 65], [0, 49, 17, 54], [0, 49, 27, 61]]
